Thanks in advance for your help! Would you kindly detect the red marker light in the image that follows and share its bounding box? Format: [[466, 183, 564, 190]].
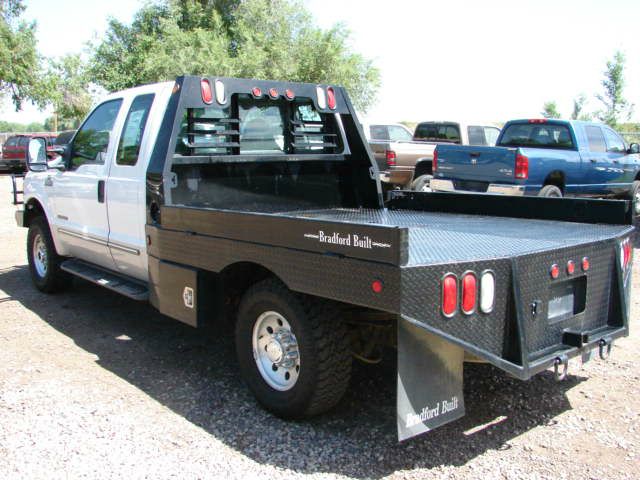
[[581, 257, 590, 271], [528, 119, 548, 124], [371, 280, 383, 294], [200, 78, 213, 104], [269, 88, 278, 99], [285, 89, 295, 100], [251, 87, 262, 98], [550, 264, 560, 279], [442, 274, 458, 318], [433, 148, 438, 171], [461, 272, 477, 315], [567, 260, 575, 275], [326, 87, 336, 110]]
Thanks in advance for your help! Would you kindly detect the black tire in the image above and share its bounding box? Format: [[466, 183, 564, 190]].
[[538, 184, 563, 197], [411, 174, 433, 192], [26, 216, 69, 293], [235, 278, 351, 418], [629, 180, 640, 217]]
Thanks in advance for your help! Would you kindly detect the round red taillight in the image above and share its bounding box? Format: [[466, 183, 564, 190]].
[[582, 257, 590, 271], [326, 87, 336, 110], [200, 78, 213, 104], [461, 272, 477, 315], [251, 87, 262, 98], [550, 264, 560, 279], [285, 89, 295, 100], [442, 274, 458, 318], [269, 88, 278, 99], [567, 260, 575, 275], [371, 280, 383, 294]]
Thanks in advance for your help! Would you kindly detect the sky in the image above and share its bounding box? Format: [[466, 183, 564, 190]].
[[4, 0, 640, 125]]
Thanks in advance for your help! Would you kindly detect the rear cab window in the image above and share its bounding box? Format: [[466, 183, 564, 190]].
[[414, 123, 461, 143], [499, 123, 575, 149], [116, 94, 155, 166]]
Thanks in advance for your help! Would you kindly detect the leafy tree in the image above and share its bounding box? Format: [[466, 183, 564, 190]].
[[90, 0, 380, 112], [596, 51, 634, 127], [0, 0, 48, 110], [541, 101, 561, 119], [46, 54, 94, 128], [571, 94, 590, 121]]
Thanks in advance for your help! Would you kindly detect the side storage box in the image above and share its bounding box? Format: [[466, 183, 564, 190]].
[[149, 256, 199, 327]]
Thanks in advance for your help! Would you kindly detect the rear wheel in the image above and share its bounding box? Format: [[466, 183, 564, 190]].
[[235, 278, 351, 418], [27, 217, 69, 292], [538, 184, 562, 198], [411, 174, 433, 192]]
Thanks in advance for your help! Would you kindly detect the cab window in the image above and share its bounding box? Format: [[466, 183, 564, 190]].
[[388, 125, 412, 142], [116, 94, 155, 166], [585, 126, 606, 152], [603, 128, 626, 153], [70, 99, 123, 169]]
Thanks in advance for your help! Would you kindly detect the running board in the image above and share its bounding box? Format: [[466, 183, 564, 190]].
[[61, 259, 149, 301]]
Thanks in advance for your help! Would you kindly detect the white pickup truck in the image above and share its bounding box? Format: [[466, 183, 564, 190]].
[[14, 76, 634, 441]]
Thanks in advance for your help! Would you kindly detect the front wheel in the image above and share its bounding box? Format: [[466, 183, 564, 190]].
[[411, 174, 433, 192], [27, 217, 69, 293], [235, 278, 351, 418]]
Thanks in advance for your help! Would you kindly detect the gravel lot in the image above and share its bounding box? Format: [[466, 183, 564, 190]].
[[0, 174, 639, 479]]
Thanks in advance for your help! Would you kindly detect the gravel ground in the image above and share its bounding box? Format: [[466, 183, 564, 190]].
[[0, 174, 639, 479]]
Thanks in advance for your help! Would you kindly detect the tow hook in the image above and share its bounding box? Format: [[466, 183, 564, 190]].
[[553, 354, 569, 381], [598, 338, 612, 360]]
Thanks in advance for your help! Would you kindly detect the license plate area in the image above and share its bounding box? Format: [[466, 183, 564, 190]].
[[548, 276, 587, 324]]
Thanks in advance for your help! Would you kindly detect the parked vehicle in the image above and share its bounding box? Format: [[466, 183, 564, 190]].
[[0, 134, 57, 172], [14, 77, 633, 441], [369, 121, 500, 191], [431, 119, 640, 211]]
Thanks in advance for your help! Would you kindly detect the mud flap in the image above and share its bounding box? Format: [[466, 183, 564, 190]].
[[397, 319, 465, 441]]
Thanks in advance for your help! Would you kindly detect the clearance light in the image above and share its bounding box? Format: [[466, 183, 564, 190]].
[[269, 88, 279, 99], [550, 264, 560, 279], [214, 79, 226, 104], [371, 280, 383, 294], [442, 274, 458, 318], [316, 86, 327, 109], [621, 238, 632, 270], [461, 272, 477, 315], [567, 260, 575, 275], [285, 89, 295, 100], [327, 87, 337, 110], [582, 257, 590, 271], [433, 148, 438, 171], [479, 270, 495, 314], [200, 78, 213, 104], [528, 119, 548, 124], [251, 87, 262, 98]]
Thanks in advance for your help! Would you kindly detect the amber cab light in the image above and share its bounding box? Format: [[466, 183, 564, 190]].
[[200, 78, 213, 104], [442, 274, 458, 318], [461, 272, 477, 315]]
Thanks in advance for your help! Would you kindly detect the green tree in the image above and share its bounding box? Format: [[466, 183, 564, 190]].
[[541, 101, 561, 119], [46, 54, 94, 129], [0, 0, 48, 110], [571, 94, 590, 121], [90, 0, 380, 112], [597, 51, 633, 127]]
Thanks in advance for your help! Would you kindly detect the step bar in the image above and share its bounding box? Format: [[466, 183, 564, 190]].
[[60, 259, 148, 301]]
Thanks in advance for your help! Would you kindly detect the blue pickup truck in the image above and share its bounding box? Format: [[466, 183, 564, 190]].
[[431, 119, 640, 212]]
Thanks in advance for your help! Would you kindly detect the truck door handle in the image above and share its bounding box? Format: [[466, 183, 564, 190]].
[[589, 158, 597, 163], [98, 180, 105, 203], [469, 152, 481, 157], [612, 159, 620, 164]]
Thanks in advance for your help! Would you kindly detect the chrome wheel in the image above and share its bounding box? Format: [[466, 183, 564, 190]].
[[252, 311, 300, 391], [634, 190, 640, 215], [32, 233, 48, 278]]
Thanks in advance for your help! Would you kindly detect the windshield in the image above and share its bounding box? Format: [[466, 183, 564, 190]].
[[499, 123, 574, 149]]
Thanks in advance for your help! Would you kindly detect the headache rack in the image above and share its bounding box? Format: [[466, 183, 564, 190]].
[[10, 173, 24, 205]]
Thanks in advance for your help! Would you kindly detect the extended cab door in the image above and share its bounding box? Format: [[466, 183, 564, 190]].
[[50, 99, 124, 270], [603, 127, 636, 194], [582, 124, 614, 195], [106, 92, 159, 280]]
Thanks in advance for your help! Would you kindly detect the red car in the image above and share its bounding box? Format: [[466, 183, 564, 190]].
[[0, 134, 58, 172]]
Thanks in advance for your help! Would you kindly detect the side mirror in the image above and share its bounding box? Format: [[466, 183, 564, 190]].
[[628, 143, 640, 154], [26, 138, 47, 172]]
